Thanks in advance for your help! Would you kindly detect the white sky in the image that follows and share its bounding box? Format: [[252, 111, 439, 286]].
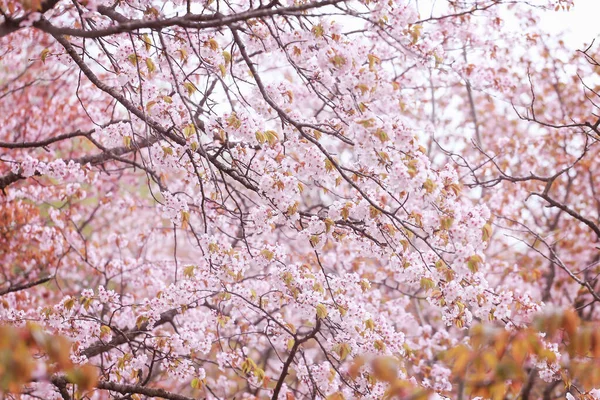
[[540, 0, 600, 50]]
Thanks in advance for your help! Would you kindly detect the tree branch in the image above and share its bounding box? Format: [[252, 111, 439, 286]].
[[82, 308, 178, 359], [0, 129, 93, 149], [51, 375, 198, 400], [271, 318, 321, 400], [29, 0, 344, 39], [532, 192, 600, 238], [0, 276, 53, 296]]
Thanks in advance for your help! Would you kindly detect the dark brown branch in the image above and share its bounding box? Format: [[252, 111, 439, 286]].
[[0, 135, 159, 192], [0, 129, 93, 149], [50, 375, 71, 400], [82, 308, 178, 359], [271, 318, 321, 400], [51, 375, 198, 400], [28, 0, 344, 39], [0, 0, 61, 38], [532, 192, 600, 239], [0, 276, 53, 296], [96, 380, 198, 400]]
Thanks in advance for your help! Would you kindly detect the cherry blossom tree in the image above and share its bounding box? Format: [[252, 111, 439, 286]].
[[2, 0, 599, 398]]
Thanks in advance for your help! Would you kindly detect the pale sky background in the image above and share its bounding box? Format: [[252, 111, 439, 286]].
[[540, 0, 600, 50]]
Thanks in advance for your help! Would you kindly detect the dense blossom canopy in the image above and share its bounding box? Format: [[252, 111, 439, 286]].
[[2, 0, 600, 398]]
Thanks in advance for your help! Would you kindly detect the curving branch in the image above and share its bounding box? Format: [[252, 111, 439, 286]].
[[1, 0, 344, 39], [51, 375, 198, 400], [532, 191, 600, 239], [271, 318, 321, 400], [82, 308, 178, 359], [0, 276, 53, 296]]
